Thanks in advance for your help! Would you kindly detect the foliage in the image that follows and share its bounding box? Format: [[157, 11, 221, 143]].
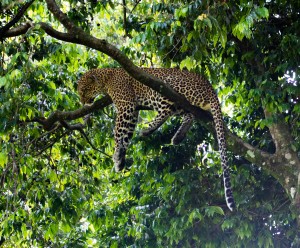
[[0, 0, 299, 247]]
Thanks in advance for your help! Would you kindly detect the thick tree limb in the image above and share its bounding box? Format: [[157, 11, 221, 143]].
[[39, 22, 79, 42], [226, 128, 273, 162], [2, 22, 75, 40], [1, 22, 32, 38], [264, 110, 296, 154]]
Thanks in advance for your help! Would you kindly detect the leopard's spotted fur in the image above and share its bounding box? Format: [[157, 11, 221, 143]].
[[78, 68, 235, 211]]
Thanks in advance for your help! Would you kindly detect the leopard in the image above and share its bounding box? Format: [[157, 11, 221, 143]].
[[77, 68, 235, 211]]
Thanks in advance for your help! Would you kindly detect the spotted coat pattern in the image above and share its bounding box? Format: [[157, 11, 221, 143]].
[[77, 68, 235, 211]]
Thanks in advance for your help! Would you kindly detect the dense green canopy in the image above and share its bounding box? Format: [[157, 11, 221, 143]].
[[0, 0, 299, 247]]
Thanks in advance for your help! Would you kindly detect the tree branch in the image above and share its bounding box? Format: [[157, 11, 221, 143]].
[[2, 21, 78, 40], [264, 110, 295, 154], [45, 0, 82, 34], [1, 22, 32, 38], [131, 0, 142, 13], [226, 128, 273, 164], [39, 22, 78, 42], [0, 0, 35, 38], [122, 0, 129, 37], [31, 95, 112, 131]]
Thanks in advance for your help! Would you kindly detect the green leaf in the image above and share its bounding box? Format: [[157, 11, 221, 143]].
[[180, 57, 195, 70], [10, 69, 22, 79], [255, 7, 269, 19], [0, 76, 8, 88], [60, 222, 71, 232], [175, 20, 181, 27], [221, 219, 234, 230], [49, 170, 58, 182], [45, 223, 59, 241], [220, 26, 227, 48], [203, 17, 212, 30], [293, 103, 300, 113], [188, 209, 203, 224], [48, 81, 56, 90], [0, 152, 8, 168], [163, 173, 175, 184], [205, 206, 224, 217], [187, 32, 194, 42], [179, 7, 189, 18], [232, 19, 252, 40]]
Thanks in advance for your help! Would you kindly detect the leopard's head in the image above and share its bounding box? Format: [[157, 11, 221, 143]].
[[77, 73, 105, 105]]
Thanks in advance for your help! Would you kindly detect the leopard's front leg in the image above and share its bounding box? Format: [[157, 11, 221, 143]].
[[113, 103, 138, 171]]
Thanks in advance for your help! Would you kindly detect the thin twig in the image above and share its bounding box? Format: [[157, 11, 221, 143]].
[[162, 37, 183, 61], [32, 129, 70, 157], [59, 120, 111, 158], [131, 0, 142, 13]]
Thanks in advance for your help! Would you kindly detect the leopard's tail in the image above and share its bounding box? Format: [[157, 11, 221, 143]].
[[210, 99, 235, 211]]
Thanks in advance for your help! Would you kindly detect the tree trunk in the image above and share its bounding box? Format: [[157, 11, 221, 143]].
[[264, 110, 300, 245]]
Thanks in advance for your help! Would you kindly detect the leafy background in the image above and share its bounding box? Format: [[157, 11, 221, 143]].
[[0, 0, 299, 247]]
